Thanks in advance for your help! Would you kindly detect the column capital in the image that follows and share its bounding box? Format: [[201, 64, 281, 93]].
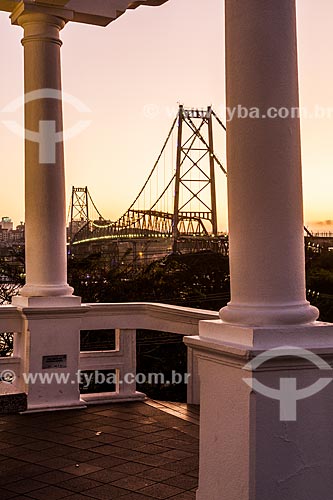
[[15, 12, 66, 47], [10, 1, 73, 27]]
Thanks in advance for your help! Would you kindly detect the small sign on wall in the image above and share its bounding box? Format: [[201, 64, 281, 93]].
[[42, 355, 67, 369]]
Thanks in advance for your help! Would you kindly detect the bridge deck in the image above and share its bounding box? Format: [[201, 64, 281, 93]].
[[0, 400, 199, 499]]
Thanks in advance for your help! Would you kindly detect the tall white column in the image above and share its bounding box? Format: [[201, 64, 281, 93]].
[[185, 1, 333, 499], [8, 8, 83, 411], [220, 0, 318, 326], [14, 11, 73, 298]]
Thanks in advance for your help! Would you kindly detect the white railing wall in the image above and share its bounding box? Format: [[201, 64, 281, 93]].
[[80, 303, 218, 404], [0, 303, 218, 408]]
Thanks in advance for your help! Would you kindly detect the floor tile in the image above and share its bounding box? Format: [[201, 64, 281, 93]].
[[137, 468, 179, 482], [162, 474, 198, 490], [170, 492, 196, 500], [116, 494, 156, 500], [85, 469, 127, 484], [34, 470, 76, 485], [138, 483, 184, 499], [5, 479, 46, 494], [110, 475, 155, 492], [83, 484, 129, 499], [0, 489, 17, 499], [57, 476, 102, 492], [112, 463, 152, 475], [27, 485, 74, 500], [61, 464, 103, 477]]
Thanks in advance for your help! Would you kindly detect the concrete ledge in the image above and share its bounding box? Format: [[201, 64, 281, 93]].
[[83, 302, 219, 335], [22, 400, 87, 414], [82, 391, 146, 405]]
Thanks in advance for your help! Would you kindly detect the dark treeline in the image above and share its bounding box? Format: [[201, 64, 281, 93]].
[[0, 246, 332, 318], [68, 251, 231, 311]]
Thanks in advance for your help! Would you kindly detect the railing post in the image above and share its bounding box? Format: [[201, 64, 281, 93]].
[[118, 329, 138, 397], [17, 307, 87, 412]]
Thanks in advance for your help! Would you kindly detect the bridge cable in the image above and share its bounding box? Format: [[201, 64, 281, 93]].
[[88, 190, 105, 220], [211, 109, 227, 132], [149, 174, 176, 211], [89, 116, 178, 230], [127, 115, 178, 211]]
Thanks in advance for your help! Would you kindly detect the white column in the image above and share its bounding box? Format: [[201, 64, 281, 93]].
[[185, 1, 333, 499], [14, 11, 73, 299], [8, 9, 83, 411], [220, 0, 318, 326]]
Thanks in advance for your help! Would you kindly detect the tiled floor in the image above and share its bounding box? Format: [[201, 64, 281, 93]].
[[0, 401, 199, 499], [144, 402, 199, 426]]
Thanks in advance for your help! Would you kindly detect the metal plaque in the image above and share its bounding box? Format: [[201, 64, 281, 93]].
[[42, 355, 67, 369]]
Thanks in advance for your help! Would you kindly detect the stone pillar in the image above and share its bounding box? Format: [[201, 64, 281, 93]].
[[12, 9, 74, 300], [185, 1, 333, 499]]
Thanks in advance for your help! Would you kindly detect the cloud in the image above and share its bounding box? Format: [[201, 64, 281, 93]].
[[314, 220, 333, 226]]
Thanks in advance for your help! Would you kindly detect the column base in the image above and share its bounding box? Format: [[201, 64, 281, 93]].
[[219, 301, 319, 326], [196, 318, 333, 349], [12, 295, 81, 308], [185, 320, 333, 500], [18, 283, 75, 298]]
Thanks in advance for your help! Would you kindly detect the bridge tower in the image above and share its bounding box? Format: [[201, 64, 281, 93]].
[[69, 186, 89, 242], [172, 105, 226, 251]]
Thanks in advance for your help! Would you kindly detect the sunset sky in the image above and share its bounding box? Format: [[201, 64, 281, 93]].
[[0, 0, 332, 233]]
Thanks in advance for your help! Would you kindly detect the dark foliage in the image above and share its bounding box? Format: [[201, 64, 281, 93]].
[[306, 248, 333, 322], [136, 331, 188, 402], [69, 251, 231, 310], [0, 248, 24, 356]]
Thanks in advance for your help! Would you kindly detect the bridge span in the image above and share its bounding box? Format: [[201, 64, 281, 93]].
[[68, 106, 332, 265]]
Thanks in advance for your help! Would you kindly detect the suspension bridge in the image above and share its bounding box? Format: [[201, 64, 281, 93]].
[[68, 105, 229, 264], [67, 105, 333, 266]]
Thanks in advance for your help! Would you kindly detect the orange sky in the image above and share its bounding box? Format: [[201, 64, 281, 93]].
[[0, 0, 332, 233]]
